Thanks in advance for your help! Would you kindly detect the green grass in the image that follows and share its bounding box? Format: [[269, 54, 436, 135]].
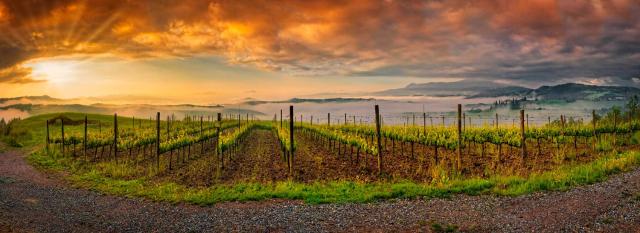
[[430, 222, 459, 233], [0, 176, 16, 184], [601, 217, 614, 224], [11, 112, 640, 204]]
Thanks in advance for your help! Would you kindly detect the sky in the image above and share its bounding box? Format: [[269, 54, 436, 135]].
[[1, 0, 639, 104]]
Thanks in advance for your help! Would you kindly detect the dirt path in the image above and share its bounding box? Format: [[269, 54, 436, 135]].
[[220, 129, 289, 183], [158, 129, 289, 186], [291, 131, 379, 182], [1, 147, 639, 232]]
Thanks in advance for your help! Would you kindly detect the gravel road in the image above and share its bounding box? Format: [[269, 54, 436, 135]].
[[1, 148, 639, 232]]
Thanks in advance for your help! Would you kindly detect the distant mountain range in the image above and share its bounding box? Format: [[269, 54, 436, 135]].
[[0, 95, 61, 103], [375, 80, 530, 97], [519, 83, 639, 101], [374, 80, 640, 101]]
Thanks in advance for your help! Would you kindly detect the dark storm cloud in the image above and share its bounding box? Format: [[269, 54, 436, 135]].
[[0, 0, 639, 86], [0, 45, 35, 69]]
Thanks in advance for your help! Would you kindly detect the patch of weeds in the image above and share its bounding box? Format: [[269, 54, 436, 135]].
[[601, 217, 614, 224], [1, 126, 31, 148], [417, 219, 428, 227], [483, 165, 494, 177], [630, 131, 640, 145], [596, 139, 613, 152], [429, 163, 452, 185], [0, 176, 16, 184], [634, 193, 640, 202], [552, 147, 568, 164], [565, 151, 577, 161], [430, 221, 458, 233]]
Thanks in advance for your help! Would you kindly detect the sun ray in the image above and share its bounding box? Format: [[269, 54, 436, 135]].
[[65, 1, 87, 45], [83, 10, 123, 47]]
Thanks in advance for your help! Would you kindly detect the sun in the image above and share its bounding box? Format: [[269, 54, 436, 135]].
[[26, 59, 80, 84]]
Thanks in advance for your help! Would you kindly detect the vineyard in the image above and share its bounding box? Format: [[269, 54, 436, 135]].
[[38, 103, 640, 187]]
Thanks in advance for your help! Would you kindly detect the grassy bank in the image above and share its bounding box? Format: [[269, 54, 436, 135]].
[[27, 149, 640, 204]]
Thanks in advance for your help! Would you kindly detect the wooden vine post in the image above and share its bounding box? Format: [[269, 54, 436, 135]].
[[217, 113, 223, 169], [46, 120, 50, 153], [423, 112, 426, 133], [375, 105, 383, 175], [613, 110, 617, 148], [166, 115, 171, 140], [328, 113, 331, 126], [289, 106, 295, 175], [156, 112, 160, 170], [497, 112, 502, 161], [170, 115, 175, 170], [84, 115, 88, 159], [200, 116, 204, 155], [60, 118, 65, 155], [592, 110, 597, 150], [462, 113, 466, 130], [344, 113, 347, 125], [280, 109, 283, 128], [114, 114, 118, 162], [520, 110, 527, 158], [457, 104, 462, 172]]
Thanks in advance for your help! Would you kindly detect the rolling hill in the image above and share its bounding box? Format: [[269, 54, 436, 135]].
[[375, 80, 640, 101]]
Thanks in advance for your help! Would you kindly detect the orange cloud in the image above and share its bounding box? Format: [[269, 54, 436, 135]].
[[0, 2, 8, 24], [0, 0, 639, 84], [0, 64, 42, 83]]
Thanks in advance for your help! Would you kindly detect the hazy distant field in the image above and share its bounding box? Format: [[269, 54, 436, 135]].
[[0, 96, 626, 126]]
